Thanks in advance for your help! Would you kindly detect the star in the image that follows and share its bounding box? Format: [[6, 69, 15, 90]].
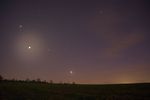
[[19, 25, 23, 28], [28, 46, 31, 49], [99, 10, 103, 14]]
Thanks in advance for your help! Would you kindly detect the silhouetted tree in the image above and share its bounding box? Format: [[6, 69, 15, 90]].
[[72, 82, 76, 85], [0, 75, 3, 81], [36, 78, 41, 82], [25, 78, 30, 82], [49, 80, 53, 84], [11, 78, 16, 81], [31, 79, 36, 83]]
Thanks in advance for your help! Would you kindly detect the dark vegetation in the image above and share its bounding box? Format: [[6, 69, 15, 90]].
[[0, 75, 150, 100]]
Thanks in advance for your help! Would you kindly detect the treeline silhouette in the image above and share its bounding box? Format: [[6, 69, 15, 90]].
[[0, 75, 75, 85]]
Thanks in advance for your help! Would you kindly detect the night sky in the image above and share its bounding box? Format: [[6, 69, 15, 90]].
[[0, 0, 150, 84]]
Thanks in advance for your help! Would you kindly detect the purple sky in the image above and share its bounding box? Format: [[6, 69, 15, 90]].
[[0, 0, 150, 84]]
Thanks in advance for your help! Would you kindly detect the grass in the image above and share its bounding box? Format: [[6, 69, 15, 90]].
[[0, 81, 150, 100]]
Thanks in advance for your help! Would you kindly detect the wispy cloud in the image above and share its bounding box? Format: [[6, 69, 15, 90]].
[[88, 5, 145, 59], [103, 33, 144, 58]]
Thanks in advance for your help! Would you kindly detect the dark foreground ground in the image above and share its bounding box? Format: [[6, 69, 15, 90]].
[[0, 81, 150, 100]]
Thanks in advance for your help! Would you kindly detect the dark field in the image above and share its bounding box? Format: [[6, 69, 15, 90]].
[[0, 81, 150, 100]]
